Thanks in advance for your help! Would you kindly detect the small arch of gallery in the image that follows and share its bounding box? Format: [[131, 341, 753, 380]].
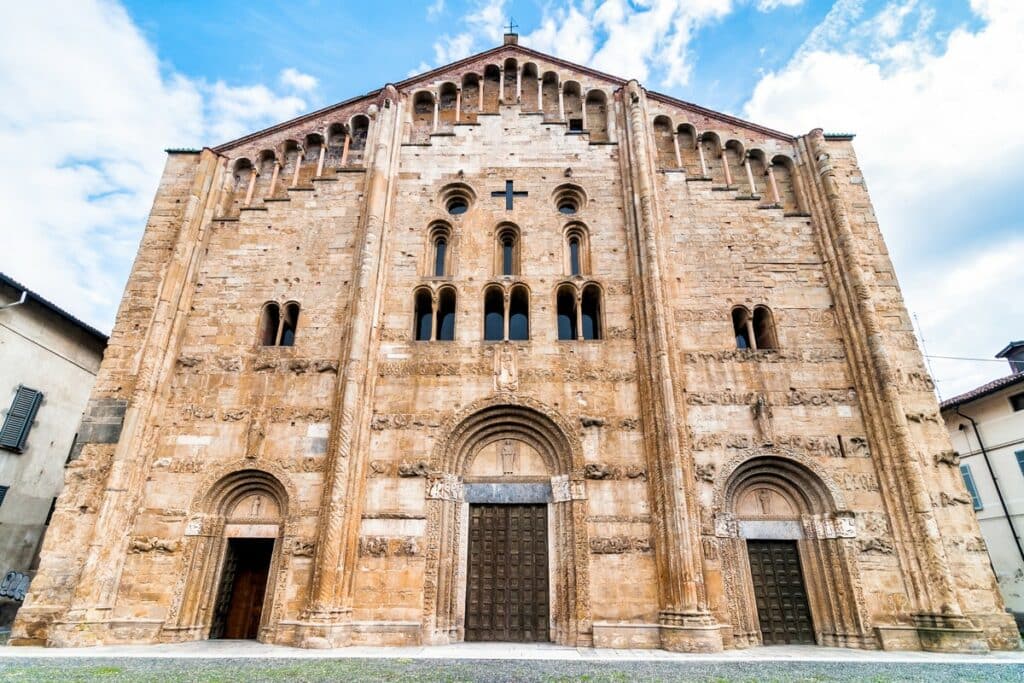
[[406, 60, 615, 143], [651, 114, 806, 215], [223, 113, 371, 214]]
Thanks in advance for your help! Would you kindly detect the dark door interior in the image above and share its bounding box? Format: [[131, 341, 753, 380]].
[[210, 538, 274, 640], [465, 504, 549, 642], [747, 539, 815, 645]]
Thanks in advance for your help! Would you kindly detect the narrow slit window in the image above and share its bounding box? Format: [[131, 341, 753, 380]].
[[414, 290, 433, 341], [569, 238, 581, 276], [437, 288, 456, 341], [508, 286, 529, 340], [581, 285, 602, 340], [732, 307, 752, 350], [502, 237, 515, 275], [259, 304, 280, 346], [557, 286, 577, 340], [434, 237, 448, 277], [280, 303, 300, 346], [753, 306, 777, 350], [484, 288, 504, 341]]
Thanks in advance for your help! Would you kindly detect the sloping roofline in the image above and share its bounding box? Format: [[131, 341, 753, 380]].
[[939, 372, 1024, 412], [213, 41, 796, 153], [0, 272, 108, 344]]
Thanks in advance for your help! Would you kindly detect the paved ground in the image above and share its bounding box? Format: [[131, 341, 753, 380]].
[[1, 641, 1023, 682]]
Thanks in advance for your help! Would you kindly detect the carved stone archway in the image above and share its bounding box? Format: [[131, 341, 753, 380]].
[[161, 467, 296, 643], [422, 396, 592, 645], [711, 454, 874, 649]]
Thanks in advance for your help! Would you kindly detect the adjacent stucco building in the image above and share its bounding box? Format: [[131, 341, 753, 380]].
[[0, 273, 107, 628], [941, 342, 1024, 624], [11, 36, 1019, 653]]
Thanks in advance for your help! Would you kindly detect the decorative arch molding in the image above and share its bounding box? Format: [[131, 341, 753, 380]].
[[422, 395, 592, 647], [161, 463, 301, 645], [707, 453, 874, 650]]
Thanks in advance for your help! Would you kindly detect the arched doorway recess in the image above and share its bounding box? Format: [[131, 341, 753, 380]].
[[421, 397, 592, 646]]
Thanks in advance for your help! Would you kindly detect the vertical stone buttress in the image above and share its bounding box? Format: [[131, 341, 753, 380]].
[[295, 85, 402, 648], [619, 81, 723, 652], [799, 129, 1008, 652], [12, 150, 226, 645]]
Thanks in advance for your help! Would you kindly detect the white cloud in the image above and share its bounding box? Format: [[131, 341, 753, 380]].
[[427, 0, 446, 20], [279, 67, 318, 93], [743, 0, 1024, 396], [0, 0, 313, 330], [757, 0, 803, 9]]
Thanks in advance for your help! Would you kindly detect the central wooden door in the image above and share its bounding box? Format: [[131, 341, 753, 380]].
[[210, 538, 274, 640], [747, 540, 815, 645], [465, 504, 549, 642]]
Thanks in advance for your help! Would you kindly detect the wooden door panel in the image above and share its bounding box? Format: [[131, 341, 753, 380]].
[[747, 540, 814, 645], [466, 504, 549, 642]]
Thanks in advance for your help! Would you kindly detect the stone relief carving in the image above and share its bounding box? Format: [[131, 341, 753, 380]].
[[906, 411, 942, 425], [129, 537, 180, 554], [358, 536, 421, 557], [580, 415, 606, 428], [948, 536, 987, 553], [751, 394, 774, 445], [858, 537, 895, 555], [368, 460, 389, 477], [581, 463, 646, 481], [220, 408, 249, 422], [177, 355, 201, 368], [426, 474, 462, 501], [551, 475, 571, 502], [370, 413, 442, 430], [589, 536, 651, 554], [841, 472, 880, 491], [245, 413, 266, 460], [695, 463, 716, 483], [397, 460, 429, 477], [939, 491, 972, 507], [280, 455, 325, 473], [682, 348, 845, 364], [287, 539, 315, 557], [701, 537, 719, 561], [690, 431, 845, 458], [933, 450, 960, 467], [787, 389, 857, 407], [500, 440, 519, 475], [494, 342, 519, 393]]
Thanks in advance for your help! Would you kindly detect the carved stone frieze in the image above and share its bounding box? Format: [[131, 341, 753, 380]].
[[358, 536, 421, 557], [286, 539, 316, 557], [370, 413, 442, 430], [397, 460, 429, 477], [682, 348, 845, 364], [589, 536, 651, 554], [128, 537, 180, 554], [695, 463, 715, 483], [938, 491, 972, 507], [426, 474, 462, 501], [858, 537, 895, 555], [933, 450, 960, 467]]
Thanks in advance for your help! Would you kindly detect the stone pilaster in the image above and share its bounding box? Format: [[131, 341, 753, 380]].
[[293, 85, 403, 648], [12, 150, 227, 646], [799, 129, 995, 652], [619, 80, 722, 652]]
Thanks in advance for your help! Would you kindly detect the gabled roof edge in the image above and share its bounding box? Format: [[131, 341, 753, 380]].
[[212, 41, 801, 153]]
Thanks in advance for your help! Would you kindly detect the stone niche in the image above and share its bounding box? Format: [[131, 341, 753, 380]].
[[466, 438, 548, 479]]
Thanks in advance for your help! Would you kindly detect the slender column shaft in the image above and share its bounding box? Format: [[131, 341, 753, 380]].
[[290, 148, 302, 187], [316, 132, 327, 177], [244, 168, 257, 205], [696, 139, 708, 177], [721, 151, 732, 186], [478, 75, 484, 111], [267, 160, 281, 198], [432, 99, 439, 133], [766, 164, 781, 205], [340, 133, 351, 167], [455, 90, 461, 123], [672, 132, 682, 169], [743, 156, 756, 195]]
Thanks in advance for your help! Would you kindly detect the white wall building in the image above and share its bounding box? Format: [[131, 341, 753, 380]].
[[0, 273, 106, 628], [941, 341, 1024, 626]]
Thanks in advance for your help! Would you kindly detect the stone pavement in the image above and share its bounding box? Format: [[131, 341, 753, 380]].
[[2, 640, 1024, 662]]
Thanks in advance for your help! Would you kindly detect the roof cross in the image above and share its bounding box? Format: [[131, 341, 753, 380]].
[[505, 17, 518, 34]]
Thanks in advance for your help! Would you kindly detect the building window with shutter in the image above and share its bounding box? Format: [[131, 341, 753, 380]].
[[1016, 450, 1024, 478], [0, 485, 8, 507], [959, 464, 983, 511], [0, 386, 43, 453]]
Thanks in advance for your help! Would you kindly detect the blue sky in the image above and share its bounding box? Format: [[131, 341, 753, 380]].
[[0, 0, 1020, 397]]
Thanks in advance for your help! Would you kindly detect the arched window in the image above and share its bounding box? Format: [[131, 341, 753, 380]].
[[653, 116, 676, 169], [437, 287, 456, 341], [326, 123, 347, 168], [280, 302, 300, 346], [563, 82, 583, 132], [302, 134, 322, 183], [438, 83, 458, 131], [428, 223, 452, 277], [556, 286, 577, 341], [753, 306, 778, 350], [259, 301, 300, 346], [563, 224, 590, 276], [732, 306, 752, 350], [770, 155, 802, 213], [677, 124, 700, 176], [482, 65, 500, 113], [414, 289, 433, 341], [503, 58, 518, 104], [259, 303, 280, 346], [521, 63, 539, 111], [508, 286, 530, 340], [585, 90, 608, 142], [484, 287, 504, 341], [580, 285, 602, 340], [700, 133, 724, 185], [412, 91, 435, 143], [495, 226, 520, 276], [461, 73, 480, 123], [541, 71, 559, 120]]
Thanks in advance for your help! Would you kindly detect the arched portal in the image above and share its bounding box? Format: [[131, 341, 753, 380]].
[[161, 467, 296, 644], [710, 455, 873, 649], [422, 398, 592, 646]]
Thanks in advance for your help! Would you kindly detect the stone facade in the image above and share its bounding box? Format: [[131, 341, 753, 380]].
[[12, 38, 1018, 653]]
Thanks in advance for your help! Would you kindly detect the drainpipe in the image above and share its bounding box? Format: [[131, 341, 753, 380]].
[[0, 289, 27, 310], [957, 406, 1024, 565]]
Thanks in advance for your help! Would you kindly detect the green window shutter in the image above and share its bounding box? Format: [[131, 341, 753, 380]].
[[960, 464, 983, 511], [0, 386, 43, 453], [0, 485, 8, 508], [1016, 450, 1024, 478]]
